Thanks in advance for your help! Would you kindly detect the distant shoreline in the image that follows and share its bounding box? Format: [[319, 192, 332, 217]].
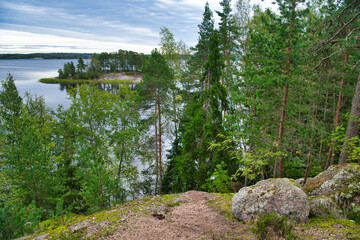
[[0, 53, 92, 60]]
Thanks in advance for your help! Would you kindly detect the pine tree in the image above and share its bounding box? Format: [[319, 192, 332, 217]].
[[138, 49, 174, 195]]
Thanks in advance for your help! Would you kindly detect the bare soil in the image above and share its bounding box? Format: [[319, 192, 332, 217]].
[[107, 191, 252, 240]]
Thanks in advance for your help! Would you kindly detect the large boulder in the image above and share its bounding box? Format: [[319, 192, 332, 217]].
[[232, 178, 309, 223], [303, 163, 360, 219]]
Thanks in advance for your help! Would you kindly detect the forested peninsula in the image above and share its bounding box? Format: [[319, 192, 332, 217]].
[[39, 50, 146, 84], [1, 0, 360, 239]]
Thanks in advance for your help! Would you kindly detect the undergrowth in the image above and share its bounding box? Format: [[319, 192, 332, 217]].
[[252, 211, 296, 240]]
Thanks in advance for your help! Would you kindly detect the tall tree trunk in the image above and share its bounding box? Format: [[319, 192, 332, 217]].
[[117, 140, 126, 178], [275, 83, 289, 178], [304, 96, 319, 184], [154, 95, 159, 195], [325, 52, 349, 169], [339, 72, 360, 164], [158, 100, 163, 194], [274, 0, 295, 178]]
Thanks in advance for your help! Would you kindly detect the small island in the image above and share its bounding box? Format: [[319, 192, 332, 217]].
[[39, 72, 142, 85], [39, 49, 146, 85]]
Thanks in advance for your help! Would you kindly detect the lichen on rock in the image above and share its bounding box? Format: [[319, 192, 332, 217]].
[[308, 195, 344, 218], [232, 178, 309, 223], [303, 163, 360, 220]]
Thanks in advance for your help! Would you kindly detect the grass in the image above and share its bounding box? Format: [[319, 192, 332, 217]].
[[208, 193, 238, 222]]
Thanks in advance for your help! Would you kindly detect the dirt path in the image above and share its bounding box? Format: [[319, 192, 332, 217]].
[[108, 191, 250, 240]]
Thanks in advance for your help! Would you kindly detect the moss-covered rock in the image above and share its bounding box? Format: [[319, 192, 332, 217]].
[[232, 178, 309, 223], [308, 195, 344, 218], [303, 163, 360, 220]]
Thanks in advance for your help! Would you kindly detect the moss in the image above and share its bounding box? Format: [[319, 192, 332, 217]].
[[288, 178, 301, 188], [29, 194, 187, 239], [303, 165, 343, 194], [296, 217, 360, 239], [208, 193, 237, 222]]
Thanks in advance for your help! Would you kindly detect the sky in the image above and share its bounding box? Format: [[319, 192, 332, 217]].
[[0, 0, 276, 54]]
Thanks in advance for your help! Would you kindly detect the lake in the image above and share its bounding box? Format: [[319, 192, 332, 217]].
[[0, 59, 75, 110]]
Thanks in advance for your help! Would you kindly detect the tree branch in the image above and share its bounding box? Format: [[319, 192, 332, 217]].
[[336, 0, 359, 20], [327, 11, 360, 43], [347, 27, 360, 38], [314, 10, 360, 52], [314, 49, 343, 69]]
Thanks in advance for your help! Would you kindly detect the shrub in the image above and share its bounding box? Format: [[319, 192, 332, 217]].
[[252, 211, 296, 240], [202, 161, 231, 193]]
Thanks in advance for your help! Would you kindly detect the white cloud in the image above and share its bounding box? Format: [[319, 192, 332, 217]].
[[2, 1, 159, 38], [157, 0, 221, 10], [0, 29, 155, 54], [1, 1, 47, 14]]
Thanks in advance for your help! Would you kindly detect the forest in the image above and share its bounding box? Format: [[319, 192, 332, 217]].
[[0, 0, 359, 239], [57, 50, 147, 79]]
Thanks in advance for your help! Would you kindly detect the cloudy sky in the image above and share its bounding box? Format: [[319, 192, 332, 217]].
[[0, 0, 275, 54]]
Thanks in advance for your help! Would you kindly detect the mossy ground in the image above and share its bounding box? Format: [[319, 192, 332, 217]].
[[28, 194, 184, 240], [296, 217, 360, 239]]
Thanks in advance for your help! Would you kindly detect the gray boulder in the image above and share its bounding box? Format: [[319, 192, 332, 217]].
[[232, 178, 309, 223], [308, 195, 344, 218], [303, 163, 360, 219]]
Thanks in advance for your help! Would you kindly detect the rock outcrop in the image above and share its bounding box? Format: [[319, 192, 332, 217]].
[[232, 178, 309, 223], [303, 163, 360, 219], [97, 73, 141, 83]]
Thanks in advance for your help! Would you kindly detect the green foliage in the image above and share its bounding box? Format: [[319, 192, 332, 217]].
[[252, 211, 296, 240], [0, 173, 42, 239], [0, 74, 146, 238], [202, 161, 231, 193], [0, 74, 22, 136]]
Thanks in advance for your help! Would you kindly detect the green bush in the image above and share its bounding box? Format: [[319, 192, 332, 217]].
[[202, 161, 231, 193], [252, 211, 296, 240]]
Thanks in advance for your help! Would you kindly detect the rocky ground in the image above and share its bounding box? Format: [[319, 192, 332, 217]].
[[97, 73, 141, 83]]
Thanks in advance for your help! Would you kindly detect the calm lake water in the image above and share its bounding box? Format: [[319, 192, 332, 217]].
[[0, 59, 74, 110]]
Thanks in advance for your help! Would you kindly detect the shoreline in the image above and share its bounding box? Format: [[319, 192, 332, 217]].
[[39, 73, 142, 85], [39, 78, 138, 84]]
